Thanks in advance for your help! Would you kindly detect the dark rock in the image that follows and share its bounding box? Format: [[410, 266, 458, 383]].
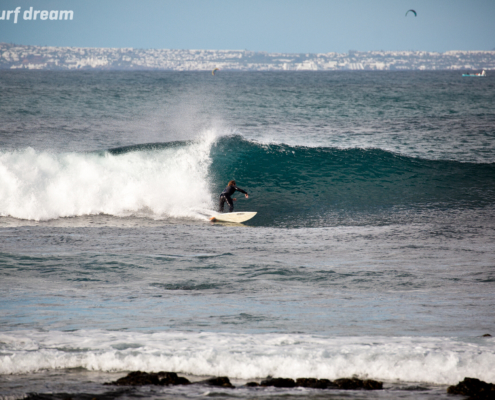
[[296, 378, 337, 389], [113, 371, 159, 386], [25, 389, 130, 400], [259, 377, 382, 390], [260, 378, 296, 388], [334, 377, 383, 390], [447, 377, 495, 400], [106, 371, 190, 386], [157, 371, 191, 386], [175, 376, 191, 385], [199, 376, 234, 388], [482, 334, 492, 337], [334, 378, 362, 390], [246, 382, 259, 387], [363, 379, 383, 390]]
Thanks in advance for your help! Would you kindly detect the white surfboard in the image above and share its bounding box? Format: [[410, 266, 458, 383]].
[[210, 212, 257, 223]]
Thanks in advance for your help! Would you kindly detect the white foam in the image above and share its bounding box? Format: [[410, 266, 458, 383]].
[[1, 330, 494, 385], [0, 130, 218, 221]]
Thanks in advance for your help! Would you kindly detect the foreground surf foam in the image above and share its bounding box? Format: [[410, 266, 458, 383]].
[[1, 330, 494, 385]]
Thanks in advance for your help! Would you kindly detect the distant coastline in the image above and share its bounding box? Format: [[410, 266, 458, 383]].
[[1, 42, 494, 71]]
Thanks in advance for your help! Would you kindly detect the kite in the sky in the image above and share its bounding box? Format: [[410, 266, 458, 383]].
[[406, 9, 417, 17], [212, 68, 219, 76]]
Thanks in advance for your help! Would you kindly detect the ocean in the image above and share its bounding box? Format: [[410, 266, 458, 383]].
[[0, 70, 494, 399]]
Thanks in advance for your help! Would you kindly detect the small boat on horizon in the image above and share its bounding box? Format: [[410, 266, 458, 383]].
[[462, 70, 486, 77]]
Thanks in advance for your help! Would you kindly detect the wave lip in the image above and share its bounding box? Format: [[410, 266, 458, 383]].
[[1, 330, 494, 385]]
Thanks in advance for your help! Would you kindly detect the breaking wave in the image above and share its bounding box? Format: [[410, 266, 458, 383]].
[[1, 134, 494, 225]]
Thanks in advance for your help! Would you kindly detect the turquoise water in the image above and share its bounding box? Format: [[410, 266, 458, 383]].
[[1, 71, 494, 399]]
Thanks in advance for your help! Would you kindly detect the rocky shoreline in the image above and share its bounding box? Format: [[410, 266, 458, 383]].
[[105, 371, 383, 390], [21, 372, 495, 400], [105, 370, 384, 390], [106, 371, 495, 399]]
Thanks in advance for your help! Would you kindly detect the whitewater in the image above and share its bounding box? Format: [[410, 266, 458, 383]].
[[0, 135, 216, 221], [1, 70, 494, 400], [2, 331, 495, 384]]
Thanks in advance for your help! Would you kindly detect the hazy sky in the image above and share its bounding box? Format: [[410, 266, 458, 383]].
[[1, 0, 494, 53]]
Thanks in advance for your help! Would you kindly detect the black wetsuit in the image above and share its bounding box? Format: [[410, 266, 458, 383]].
[[219, 185, 248, 213]]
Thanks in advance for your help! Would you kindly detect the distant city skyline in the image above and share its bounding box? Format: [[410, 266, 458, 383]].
[[1, 0, 494, 54], [2, 43, 494, 71]]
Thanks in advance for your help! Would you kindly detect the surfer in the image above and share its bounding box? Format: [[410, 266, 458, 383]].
[[219, 180, 249, 212]]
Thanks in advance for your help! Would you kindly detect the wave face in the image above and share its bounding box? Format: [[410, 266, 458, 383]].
[[210, 136, 495, 226], [1, 134, 494, 226], [1, 330, 494, 385]]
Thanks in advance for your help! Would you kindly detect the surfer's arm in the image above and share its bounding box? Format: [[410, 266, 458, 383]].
[[234, 186, 248, 196]]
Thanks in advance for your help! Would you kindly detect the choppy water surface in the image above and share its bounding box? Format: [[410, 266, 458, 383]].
[[1, 71, 494, 399]]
